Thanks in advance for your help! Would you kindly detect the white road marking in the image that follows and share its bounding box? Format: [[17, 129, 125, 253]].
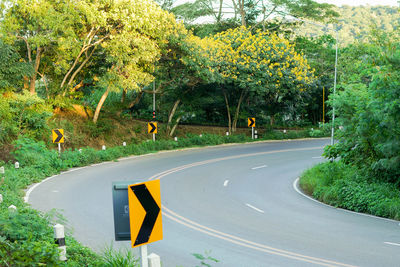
[[251, 165, 267, 170], [312, 156, 323, 159], [246, 203, 265, 213], [384, 242, 400, 247], [52, 190, 59, 193], [223, 180, 229, 187]]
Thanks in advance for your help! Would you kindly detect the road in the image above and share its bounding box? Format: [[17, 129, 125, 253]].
[[28, 139, 400, 266]]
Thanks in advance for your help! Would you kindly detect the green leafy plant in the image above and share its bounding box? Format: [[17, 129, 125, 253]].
[[192, 250, 219, 267]]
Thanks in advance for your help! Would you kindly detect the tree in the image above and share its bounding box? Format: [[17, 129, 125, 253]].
[[0, 0, 65, 94], [0, 40, 32, 92], [1, 0, 180, 123], [203, 27, 315, 132], [325, 29, 400, 186], [154, 30, 217, 136], [294, 34, 337, 124], [172, 0, 338, 27]]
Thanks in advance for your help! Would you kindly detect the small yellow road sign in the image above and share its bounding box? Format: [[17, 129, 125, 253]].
[[52, 129, 64, 143], [128, 180, 162, 248], [248, 118, 255, 127], [148, 122, 157, 134]]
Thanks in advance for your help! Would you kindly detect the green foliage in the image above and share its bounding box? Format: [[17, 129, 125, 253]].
[[296, 5, 400, 46], [0, 92, 53, 144], [325, 30, 400, 186], [193, 250, 219, 267], [0, 208, 60, 266], [300, 161, 400, 220], [0, 41, 32, 92], [100, 244, 139, 267], [64, 237, 104, 266]]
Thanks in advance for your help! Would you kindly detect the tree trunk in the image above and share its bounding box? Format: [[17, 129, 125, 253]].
[[222, 89, 232, 134], [270, 115, 275, 126], [67, 47, 96, 89], [128, 90, 144, 109], [169, 116, 182, 137], [217, 0, 223, 22], [239, 0, 246, 26], [231, 0, 238, 20], [232, 90, 246, 132], [93, 88, 110, 124], [23, 76, 29, 90], [121, 88, 127, 103], [29, 47, 42, 94], [167, 99, 181, 136]]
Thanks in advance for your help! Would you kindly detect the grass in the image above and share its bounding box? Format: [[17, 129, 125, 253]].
[[300, 161, 400, 220]]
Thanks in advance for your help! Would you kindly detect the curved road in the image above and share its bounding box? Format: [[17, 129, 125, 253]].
[[28, 139, 400, 266]]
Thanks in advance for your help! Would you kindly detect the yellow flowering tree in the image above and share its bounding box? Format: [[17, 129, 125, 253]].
[[202, 26, 315, 132]]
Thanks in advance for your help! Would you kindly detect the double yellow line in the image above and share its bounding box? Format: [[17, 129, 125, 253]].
[[148, 146, 358, 267]]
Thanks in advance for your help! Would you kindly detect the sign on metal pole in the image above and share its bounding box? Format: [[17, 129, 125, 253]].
[[248, 118, 255, 139], [128, 180, 162, 248], [148, 122, 157, 134], [248, 118, 255, 128], [52, 129, 64, 143]]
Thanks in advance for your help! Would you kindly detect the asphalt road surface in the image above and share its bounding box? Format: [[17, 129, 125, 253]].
[[28, 139, 400, 267]]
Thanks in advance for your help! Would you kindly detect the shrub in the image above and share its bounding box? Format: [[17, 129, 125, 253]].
[[300, 161, 400, 220]]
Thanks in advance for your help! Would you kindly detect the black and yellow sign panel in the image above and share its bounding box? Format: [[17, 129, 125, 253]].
[[128, 180, 162, 248], [148, 122, 157, 134], [52, 129, 64, 143], [248, 118, 255, 128]]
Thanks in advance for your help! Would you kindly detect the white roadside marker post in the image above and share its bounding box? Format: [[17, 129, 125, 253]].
[[15, 162, 19, 169], [123, 142, 126, 147], [102, 145, 106, 151], [8, 205, 17, 213], [148, 253, 161, 267], [54, 224, 67, 261], [174, 137, 178, 141], [0, 194, 3, 203]]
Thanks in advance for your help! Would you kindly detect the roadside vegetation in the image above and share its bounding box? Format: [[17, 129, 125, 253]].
[[300, 28, 400, 221], [0, 0, 399, 265]]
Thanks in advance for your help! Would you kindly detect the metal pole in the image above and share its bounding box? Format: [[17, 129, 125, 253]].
[[153, 81, 156, 142], [58, 143, 61, 155], [153, 81, 155, 120], [252, 127, 254, 139], [322, 86, 325, 124], [141, 245, 149, 267], [331, 28, 338, 146]]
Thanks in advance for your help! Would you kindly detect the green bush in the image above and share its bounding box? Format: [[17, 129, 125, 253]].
[[0, 92, 52, 145], [300, 161, 400, 220]]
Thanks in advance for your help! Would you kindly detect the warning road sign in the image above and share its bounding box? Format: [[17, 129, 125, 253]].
[[148, 122, 157, 134], [128, 180, 162, 248], [52, 129, 64, 143], [248, 118, 255, 128]]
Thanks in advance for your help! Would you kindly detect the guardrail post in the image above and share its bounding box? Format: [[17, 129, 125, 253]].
[[54, 224, 67, 261]]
